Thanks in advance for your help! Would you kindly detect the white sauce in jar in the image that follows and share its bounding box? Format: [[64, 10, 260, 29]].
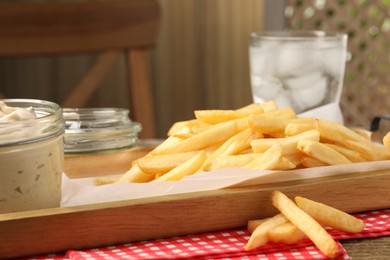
[[0, 100, 64, 213]]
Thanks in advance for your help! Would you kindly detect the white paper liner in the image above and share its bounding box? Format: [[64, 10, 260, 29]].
[[298, 102, 344, 124], [61, 160, 390, 207]]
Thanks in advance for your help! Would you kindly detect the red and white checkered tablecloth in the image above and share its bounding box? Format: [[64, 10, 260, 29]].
[[27, 209, 390, 260]]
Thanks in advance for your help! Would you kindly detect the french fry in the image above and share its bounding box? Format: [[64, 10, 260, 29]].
[[351, 127, 372, 141], [295, 196, 365, 233], [245, 144, 283, 170], [245, 213, 288, 250], [273, 157, 297, 170], [259, 100, 278, 112], [272, 191, 339, 258], [171, 126, 193, 139], [94, 176, 120, 186], [154, 151, 207, 182], [137, 151, 199, 174], [315, 118, 372, 145], [194, 106, 263, 124], [284, 121, 315, 136], [150, 135, 183, 155], [251, 129, 320, 155], [300, 156, 328, 168], [117, 164, 155, 183], [205, 128, 261, 165], [152, 120, 238, 155], [384, 132, 390, 152], [325, 143, 367, 163], [202, 154, 259, 171], [268, 222, 306, 244], [343, 140, 390, 161], [297, 139, 352, 165], [247, 218, 269, 234], [167, 119, 203, 136], [284, 153, 304, 168]]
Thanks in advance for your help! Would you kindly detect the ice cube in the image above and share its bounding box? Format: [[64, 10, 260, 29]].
[[322, 47, 347, 78], [284, 71, 324, 90], [274, 89, 293, 109], [291, 76, 327, 112], [249, 47, 277, 77], [251, 76, 283, 102], [275, 43, 322, 77]]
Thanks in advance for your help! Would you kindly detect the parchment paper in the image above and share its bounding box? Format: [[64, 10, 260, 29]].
[[61, 160, 390, 207]]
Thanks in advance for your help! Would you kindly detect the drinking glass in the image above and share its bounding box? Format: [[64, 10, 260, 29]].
[[249, 31, 348, 114]]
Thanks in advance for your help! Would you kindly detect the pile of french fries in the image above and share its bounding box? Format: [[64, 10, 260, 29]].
[[245, 190, 365, 258], [95, 101, 390, 185]]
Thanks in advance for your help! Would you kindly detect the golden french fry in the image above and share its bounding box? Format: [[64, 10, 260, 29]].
[[238, 101, 277, 113], [154, 151, 207, 182], [194, 105, 263, 124], [169, 125, 194, 139], [268, 222, 306, 244], [297, 139, 352, 165], [300, 156, 328, 168], [205, 128, 261, 164], [284, 121, 315, 136], [152, 120, 238, 155], [384, 132, 390, 152], [167, 119, 203, 136], [284, 153, 304, 167], [273, 157, 297, 170], [295, 196, 365, 233], [259, 100, 278, 112], [249, 113, 311, 135], [151, 135, 183, 155], [117, 164, 155, 183], [137, 151, 199, 174], [272, 191, 339, 258], [238, 103, 265, 113], [245, 144, 283, 170], [203, 154, 259, 171], [244, 213, 288, 250], [325, 143, 367, 163], [247, 218, 270, 234], [315, 118, 371, 145], [343, 140, 390, 161], [351, 128, 372, 141], [94, 176, 120, 186], [251, 129, 320, 155]]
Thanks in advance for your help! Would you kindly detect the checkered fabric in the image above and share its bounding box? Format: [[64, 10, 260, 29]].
[[27, 209, 390, 260]]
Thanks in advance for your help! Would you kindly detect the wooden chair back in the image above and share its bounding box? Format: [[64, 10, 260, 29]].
[[0, 0, 160, 138]]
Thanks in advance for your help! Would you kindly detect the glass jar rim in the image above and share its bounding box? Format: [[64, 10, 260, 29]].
[[63, 107, 142, 153], [63, 107, 129, 120], [250, 30, 347, 41], [0, 99, 65, 147]]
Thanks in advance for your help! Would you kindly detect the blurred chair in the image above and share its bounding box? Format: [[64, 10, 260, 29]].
[[0, 0, 159, 138], [285, 0, 390, 140]]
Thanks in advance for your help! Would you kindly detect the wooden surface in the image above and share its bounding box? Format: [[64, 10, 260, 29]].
[[127, 49, 156, 138], [1, 169, 390, 259], [64, 147, 150, 178], [342, 236, 390, 259], [0, 0, 159, 138], [0, 0, 159, 55]]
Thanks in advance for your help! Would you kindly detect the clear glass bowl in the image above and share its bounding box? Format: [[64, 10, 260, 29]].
[[63, 108, 142, 154]]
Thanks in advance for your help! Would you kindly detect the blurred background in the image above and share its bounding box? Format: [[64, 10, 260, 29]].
[[1, 0, 390, 139]]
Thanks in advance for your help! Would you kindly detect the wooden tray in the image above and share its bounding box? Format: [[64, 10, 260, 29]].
[[1, 168, 390, 259]]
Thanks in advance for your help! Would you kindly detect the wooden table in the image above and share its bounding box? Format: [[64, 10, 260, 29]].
[[342, 236, 390, 259]]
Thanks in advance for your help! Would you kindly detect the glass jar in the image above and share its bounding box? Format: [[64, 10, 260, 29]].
[[0, 99, 65, 213], [63, 108, 143, 178]]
